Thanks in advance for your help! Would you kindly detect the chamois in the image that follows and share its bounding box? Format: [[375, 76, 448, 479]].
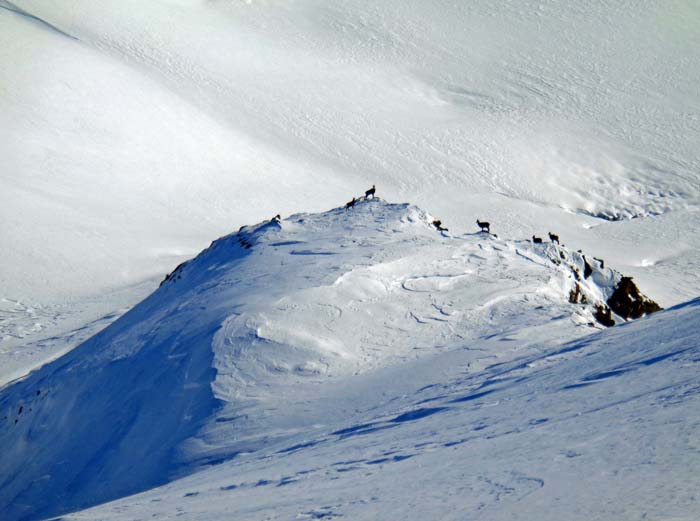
[[476, 219, 490, 233], [548, 232, 559, 244], [532, 235, 543, 244], [345, 197, 357, 209], [432, 219, 448, 232], [364, 185, 376, 199]]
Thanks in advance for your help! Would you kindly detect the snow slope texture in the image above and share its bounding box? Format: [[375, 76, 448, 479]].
[[65, 298, 700, 521], [2, 0, 699, 311], [0, 199, 670, 521]]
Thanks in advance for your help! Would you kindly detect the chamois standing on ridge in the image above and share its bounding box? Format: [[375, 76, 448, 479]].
[[476, 219, 490, 233], [345, 197, 357, 209], [364, 185, 376, 199], [548, 232, 559, 244], [532, 235, 543, 244], [432, 219, 448, 232]]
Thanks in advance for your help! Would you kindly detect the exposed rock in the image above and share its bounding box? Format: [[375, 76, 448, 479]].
[[160, 260, 189, 286], [535, 241, 660, 328], [594, 304, 615, 327], [607, 276, 662, 320], [568, 283, 587, 304]]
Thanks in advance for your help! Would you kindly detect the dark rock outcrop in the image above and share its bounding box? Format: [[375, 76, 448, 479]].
[[606, 276, 662, 320], [160, 260, 188, 286], [594, 304, 615, 327], [569, 283, 587, 304], [583, 257, 593, 279]]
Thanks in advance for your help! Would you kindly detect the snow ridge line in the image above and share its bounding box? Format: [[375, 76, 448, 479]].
[[0, 1, 79, 41]]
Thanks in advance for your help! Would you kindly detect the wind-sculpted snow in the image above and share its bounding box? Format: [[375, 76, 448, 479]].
[[1, 0, 699, 332], [1, 2, 698, 518], [49, 299, 700, 520], [0, 199, 664, 520]]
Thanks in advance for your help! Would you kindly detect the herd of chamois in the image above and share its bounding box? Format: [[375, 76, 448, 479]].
[[343, 185, 561, 245], [345, 184, 376, 209]]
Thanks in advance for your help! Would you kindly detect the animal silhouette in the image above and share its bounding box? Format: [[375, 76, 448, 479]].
[[345, 197, 357, 209], [476, 219, 490, 233], [432, 219, 448, 232], [364, 185, 376, 199], [548, 232, 559, 244], [532, 235, 543, 244]]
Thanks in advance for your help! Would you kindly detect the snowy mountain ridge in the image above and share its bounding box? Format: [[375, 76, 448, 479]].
[[2, 0, 699, 318], [0, 199, 667, 521], [1, 1, 698, 519]]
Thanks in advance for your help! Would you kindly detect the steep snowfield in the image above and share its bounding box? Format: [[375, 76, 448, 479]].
[[0, 200, 681, 521], [1, 1, 699, 364]]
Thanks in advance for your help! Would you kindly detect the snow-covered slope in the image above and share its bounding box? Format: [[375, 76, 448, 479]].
[[1, 1, 699, 518], [1, 1, 699, 355], [64, 298, 700, 521], [0, 199, 673, 521]]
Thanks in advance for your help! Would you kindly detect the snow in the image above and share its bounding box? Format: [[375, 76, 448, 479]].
[[1, 199, 695, 520], [1, 0, 699, 309], [1, 0, 699, 519], [71, 294, 699, 520]]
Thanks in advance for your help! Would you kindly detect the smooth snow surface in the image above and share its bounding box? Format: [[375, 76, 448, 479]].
[[1, 200, 695, 520]]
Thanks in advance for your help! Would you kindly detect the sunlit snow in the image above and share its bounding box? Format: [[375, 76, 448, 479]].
[[1, 1, 699, 520]]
